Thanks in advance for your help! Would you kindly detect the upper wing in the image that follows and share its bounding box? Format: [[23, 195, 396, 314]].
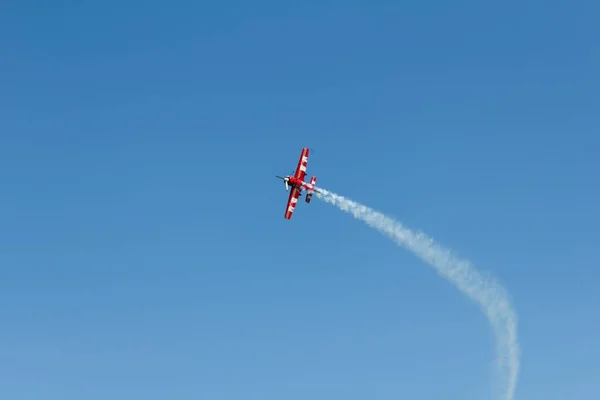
[[293, 147, 309, 182], [284, 187, 301, 219]]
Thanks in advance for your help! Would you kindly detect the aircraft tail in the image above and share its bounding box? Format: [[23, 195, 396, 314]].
[[306, 176, 317, 203]]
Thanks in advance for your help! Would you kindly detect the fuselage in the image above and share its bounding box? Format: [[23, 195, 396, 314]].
[[287, 176, 316, 192]]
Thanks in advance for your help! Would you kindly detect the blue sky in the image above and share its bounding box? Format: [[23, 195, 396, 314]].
[[1, 1, 598, 399]]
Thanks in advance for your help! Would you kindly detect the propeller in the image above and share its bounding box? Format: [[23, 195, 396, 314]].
[[275, 175, 290, 191], [276, 169, 297, 191]]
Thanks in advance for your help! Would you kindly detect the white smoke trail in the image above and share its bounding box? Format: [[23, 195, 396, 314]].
[[315, 188, 519, 400]]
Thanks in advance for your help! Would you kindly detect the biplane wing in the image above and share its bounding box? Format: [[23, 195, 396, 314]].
[[284, 187, 301, 219]]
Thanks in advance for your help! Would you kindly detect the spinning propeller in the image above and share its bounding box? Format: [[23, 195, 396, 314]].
[[275, 170, 295, 191]]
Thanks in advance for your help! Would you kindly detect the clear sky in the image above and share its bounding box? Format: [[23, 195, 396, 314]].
[[1, 1, 598, 399]]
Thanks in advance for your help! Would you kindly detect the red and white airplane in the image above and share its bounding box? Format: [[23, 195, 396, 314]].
[[276, 147, 320, 219]]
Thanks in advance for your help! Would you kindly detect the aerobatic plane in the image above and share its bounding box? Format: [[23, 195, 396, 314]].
[[276, 147, 320, 219]]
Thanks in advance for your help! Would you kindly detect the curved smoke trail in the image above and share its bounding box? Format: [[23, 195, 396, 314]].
[[315, 188, 519, 400]]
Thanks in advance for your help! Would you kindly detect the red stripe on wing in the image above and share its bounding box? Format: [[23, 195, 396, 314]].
[[284, 187, 301, 219], [293, 147, 309, 182]]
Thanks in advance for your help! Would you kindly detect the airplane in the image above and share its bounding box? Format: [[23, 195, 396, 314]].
[[276, 147, 320, 219]]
